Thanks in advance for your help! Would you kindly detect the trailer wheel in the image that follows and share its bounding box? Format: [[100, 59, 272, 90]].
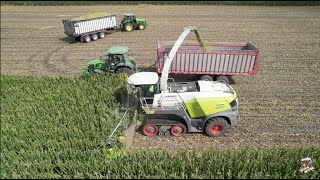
[[124, 23, 133, 32], [91, 34, 98, 41], [98, 32, 105, 39], [205, 117, 228, 137], [170, 124, 186, 137], [200, 75, 213, 81], [82, 35, 91, 43], [143, 124, 158, 136], [138, 23, 145, 30], [216, 75, 230, 84]]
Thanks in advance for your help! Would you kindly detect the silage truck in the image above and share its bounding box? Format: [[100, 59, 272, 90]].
[[62, 13, 148, 43], [128, 26, 239, 137]]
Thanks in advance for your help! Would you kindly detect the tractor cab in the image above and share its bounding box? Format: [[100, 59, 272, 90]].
[[122, 14, 136, 23], [107, 46, 129, 65], [120, 13, 149, 32]]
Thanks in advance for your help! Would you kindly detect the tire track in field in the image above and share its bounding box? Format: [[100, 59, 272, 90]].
[[43, 47, 65, 73], [26, 50, 43, 76], [26, 46, 71, 75]]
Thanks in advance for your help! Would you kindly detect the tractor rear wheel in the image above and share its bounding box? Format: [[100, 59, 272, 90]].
[[216, 75, 230, 84], [205, 117, 228, 137], [115, 67, 134, 79], [124, 23, 133, 32], [82, 35, 91, 43], [138, 23, 145, 30], [200, 75, 213, 81]]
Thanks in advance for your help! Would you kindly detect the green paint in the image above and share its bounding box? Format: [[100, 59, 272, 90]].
[[70, 12, 112, 21], [107, 46, 129, 55], [136, 18, 149, 27], [82, 69, 90, 75]]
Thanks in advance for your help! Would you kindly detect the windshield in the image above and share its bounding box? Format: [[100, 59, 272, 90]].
[[137, 84, 157, 98], [123, 53, 128, 61]]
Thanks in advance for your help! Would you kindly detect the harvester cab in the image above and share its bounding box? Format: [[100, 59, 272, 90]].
[[128, 26, 240, 137], [83, 46, 138, 77], [120, 14, 149, 32]]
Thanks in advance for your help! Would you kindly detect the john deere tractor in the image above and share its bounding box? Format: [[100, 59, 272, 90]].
[[83, 46, 138, 77], [120, 14, 149, 32]]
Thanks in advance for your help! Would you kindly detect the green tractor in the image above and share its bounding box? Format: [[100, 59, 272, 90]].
[[120, 14, 149, 32], [83, 46, 138, 77]]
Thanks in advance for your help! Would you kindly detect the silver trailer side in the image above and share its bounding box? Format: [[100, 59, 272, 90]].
[[62, 15, 117, 37], [157, 41, 260, 76]]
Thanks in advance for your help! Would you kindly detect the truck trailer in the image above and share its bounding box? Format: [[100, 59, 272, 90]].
[[156, 41, 260, 84], [62, 13, 149, 43], [62, 13, 117, 43]]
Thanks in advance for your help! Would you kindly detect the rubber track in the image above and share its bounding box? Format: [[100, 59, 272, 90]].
[[143, 119, 184, 126]]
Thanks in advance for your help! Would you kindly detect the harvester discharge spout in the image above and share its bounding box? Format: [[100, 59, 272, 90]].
[[159, 26, 206, 92]]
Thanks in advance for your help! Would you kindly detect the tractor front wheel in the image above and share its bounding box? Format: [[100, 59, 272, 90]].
[[138, 23, 145, 30], [205, 117, 228, 137], [124, 23, 134, 32]]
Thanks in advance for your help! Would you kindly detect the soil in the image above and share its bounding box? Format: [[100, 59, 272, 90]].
[[1, 5, 319, 151]]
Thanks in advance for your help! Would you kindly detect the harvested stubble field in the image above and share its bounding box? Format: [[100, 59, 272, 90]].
[[1, 5, 320, 152]]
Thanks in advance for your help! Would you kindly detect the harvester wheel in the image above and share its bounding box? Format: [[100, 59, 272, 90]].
[[116, 67, 134, 79], [98, 32, 105, 39], [138, 23, 145, 30], [200, 75, 213, 81], [91, 33, 98, 41], [205, 117, 228, 137], [82, 35, 91, 43], [124, 23, 133, 32], [170, 124, 186, 137], [143, 124, 158, 136], [216, 75, 230, 84]]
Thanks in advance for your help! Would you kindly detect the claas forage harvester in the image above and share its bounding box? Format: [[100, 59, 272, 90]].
[[128, 26, 240, 137]]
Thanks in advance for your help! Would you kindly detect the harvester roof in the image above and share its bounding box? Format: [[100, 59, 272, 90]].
[[107, 46, 128, 54], [128, 72, 159, 85]]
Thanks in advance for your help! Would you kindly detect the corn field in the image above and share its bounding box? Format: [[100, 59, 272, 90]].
[[1, 3, 320, 179], [1, 75, 319, 179]]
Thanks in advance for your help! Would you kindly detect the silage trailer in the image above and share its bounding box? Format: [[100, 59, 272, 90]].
[[156, 41, 260, 84]]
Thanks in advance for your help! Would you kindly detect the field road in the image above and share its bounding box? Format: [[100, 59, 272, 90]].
[[1, 5, 320, 151]]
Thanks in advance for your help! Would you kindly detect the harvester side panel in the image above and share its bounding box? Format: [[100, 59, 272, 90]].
[[62, 15, 117, 37], [157, 41, 260, 76]]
